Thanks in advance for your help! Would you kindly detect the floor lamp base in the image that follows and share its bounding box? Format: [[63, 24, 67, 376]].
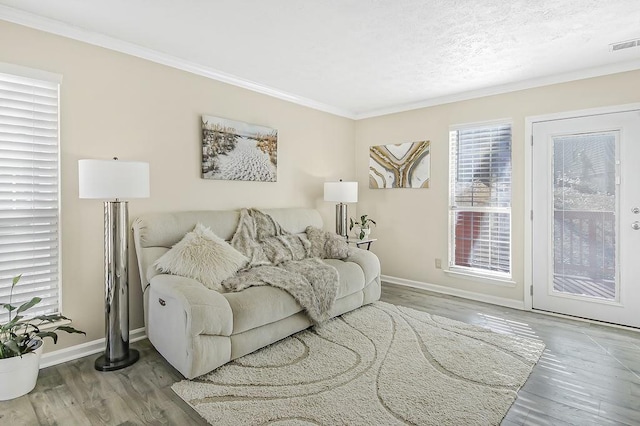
[[95, 349, 140, 372], [97, 200, 138, 373]]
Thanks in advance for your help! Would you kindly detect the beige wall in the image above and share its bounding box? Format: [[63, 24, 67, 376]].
[[355, 69, 640, 302], [0, 21, 356, 352]]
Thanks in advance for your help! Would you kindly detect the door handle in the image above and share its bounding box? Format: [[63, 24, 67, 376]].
[[633, 221, 640, 231]]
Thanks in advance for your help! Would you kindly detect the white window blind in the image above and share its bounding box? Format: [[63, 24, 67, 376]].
[[449, 123, 512, 277], [0, 70, 59, 322]]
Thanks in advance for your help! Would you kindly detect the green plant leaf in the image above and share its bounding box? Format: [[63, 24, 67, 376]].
[[12, 274, 22, 288], [2, 275, 85, 356], [16, 297, 42, 315], [30, 314, 69, 323], [3, 339, 21, 356], [20, 323, 39, 333], [4, 315, 24, 328], [19, 346, 35, 355], [36, 331, 58, 344], [55, 325, 86, 335], [1, 303, 17, 312]]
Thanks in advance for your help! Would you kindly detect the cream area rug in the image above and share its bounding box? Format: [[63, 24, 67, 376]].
[[172, 302, 545, 425]]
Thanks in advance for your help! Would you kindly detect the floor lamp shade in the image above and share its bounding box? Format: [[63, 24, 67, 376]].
[[324, 181, 358, 237], [78, 159, 150, 199], [78, 158, 150, 372]]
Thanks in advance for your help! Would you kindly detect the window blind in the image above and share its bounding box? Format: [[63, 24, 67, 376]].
[[0, 71, 59, 322], [449, 123, 511, 276]]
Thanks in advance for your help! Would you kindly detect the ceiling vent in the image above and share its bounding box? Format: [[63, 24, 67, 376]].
[[610, 39, 640, 52]]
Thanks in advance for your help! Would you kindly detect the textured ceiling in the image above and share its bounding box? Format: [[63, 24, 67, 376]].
[[1, 0, 639, 117]]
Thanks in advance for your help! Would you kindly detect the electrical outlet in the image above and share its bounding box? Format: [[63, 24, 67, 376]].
[[435, 258, 442, 269]]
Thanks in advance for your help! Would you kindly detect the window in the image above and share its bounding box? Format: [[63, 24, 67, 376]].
[[449, 122, 512, 278], [0, 68, 60, 322]]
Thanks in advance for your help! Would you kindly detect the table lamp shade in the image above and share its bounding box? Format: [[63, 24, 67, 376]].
[[324, 181, 358, 203], [79, 159, 150, 199]]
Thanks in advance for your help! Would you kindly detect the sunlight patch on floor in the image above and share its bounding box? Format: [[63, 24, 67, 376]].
[[477, 313, 541, 340]]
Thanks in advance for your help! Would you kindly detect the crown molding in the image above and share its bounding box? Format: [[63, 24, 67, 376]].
[[0, 6, 356, 119], [355, 59, 640, 119]]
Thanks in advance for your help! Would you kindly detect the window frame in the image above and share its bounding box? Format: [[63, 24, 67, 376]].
[[0, 62, 62, 322], [447, 119, 513, 282]]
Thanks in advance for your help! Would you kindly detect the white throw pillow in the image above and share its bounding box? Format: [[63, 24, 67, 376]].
[[154, 223, 248, 291]]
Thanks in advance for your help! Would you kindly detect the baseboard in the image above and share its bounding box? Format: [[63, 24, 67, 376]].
[[381, 275, 525, 310], [39, 327, 147, 369]]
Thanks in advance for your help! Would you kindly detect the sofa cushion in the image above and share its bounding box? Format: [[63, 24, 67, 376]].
[[154, 223, 248, 291], [223, 286, 301, 334], [345, 247, 381, 286], [223, 259, 366, 334], [323, 259, 365, 299]]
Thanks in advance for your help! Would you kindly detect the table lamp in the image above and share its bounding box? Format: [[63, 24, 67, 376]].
[[324, 180, 358, 237], [78, 157, 150, 371]]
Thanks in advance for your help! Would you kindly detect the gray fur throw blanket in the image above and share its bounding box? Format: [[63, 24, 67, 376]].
[[223, 209, 338, 323]]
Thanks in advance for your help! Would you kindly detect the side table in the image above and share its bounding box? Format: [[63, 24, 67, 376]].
[[347, 237, 377, 250]]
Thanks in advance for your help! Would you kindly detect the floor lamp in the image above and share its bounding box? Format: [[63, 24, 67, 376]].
[[324, 180, 358, 237], [78, 158, 150, 371]]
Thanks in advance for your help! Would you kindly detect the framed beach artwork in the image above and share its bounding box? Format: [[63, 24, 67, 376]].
[[201, 115, 278, 182], [369, 140, 430, 188]]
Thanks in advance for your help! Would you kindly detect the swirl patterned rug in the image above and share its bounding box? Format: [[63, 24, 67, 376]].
[[172, 302, 545, 425]]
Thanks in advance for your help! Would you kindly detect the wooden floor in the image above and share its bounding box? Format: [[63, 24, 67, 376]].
[[382, 284, 640, 426], [2, 283, 639, 425], [0, 339, 207, 425]]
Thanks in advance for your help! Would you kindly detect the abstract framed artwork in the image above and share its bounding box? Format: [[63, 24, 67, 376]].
[[201, 115, 278, 182], [369, 141, 431, 188]]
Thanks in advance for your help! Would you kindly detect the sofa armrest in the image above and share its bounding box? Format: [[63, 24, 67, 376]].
[[150, 274, 233, 337], [345, 248, 381, 285]]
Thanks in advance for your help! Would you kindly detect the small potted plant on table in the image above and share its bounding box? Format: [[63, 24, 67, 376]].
[[0, 275, 85, 400], [349, 214, 377, 240]]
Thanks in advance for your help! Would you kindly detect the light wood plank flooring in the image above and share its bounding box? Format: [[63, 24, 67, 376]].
[[1, 282, 639, 425], [382, 284, 640, 426]]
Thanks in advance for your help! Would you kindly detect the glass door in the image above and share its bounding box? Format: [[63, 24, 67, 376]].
[[552, 132, 617, 300]]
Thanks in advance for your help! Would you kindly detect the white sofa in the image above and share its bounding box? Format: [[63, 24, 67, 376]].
[[132, 208, 381, 379]]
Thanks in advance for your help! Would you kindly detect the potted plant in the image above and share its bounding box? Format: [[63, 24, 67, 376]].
[[349, 214, 377, 240], [0, 275, 85, 401]]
